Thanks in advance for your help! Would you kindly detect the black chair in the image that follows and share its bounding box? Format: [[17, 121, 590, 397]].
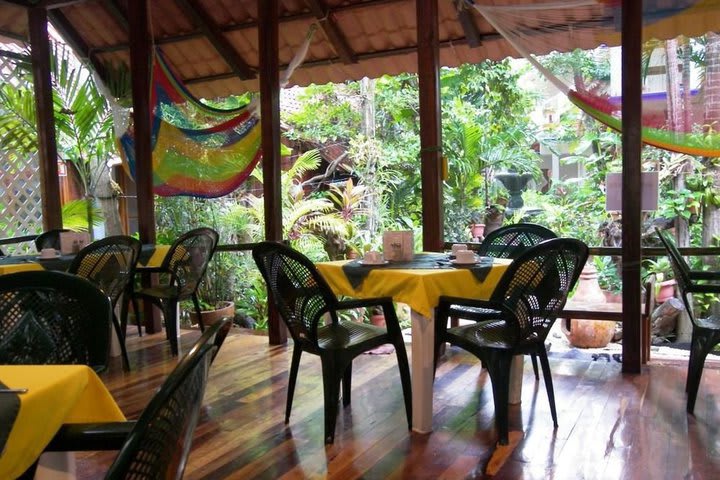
[[34, 228, 70, 252], [40, 340, 215, 479], [434, 238, 588, 445], [68, 235, 142, 371], [475, 223, 557, 259], [445, 223, 558, 378], [655, 227, 720, 414], [0, 270, 112, 371], [252, 241, 412, 444], [130, 228, 219, 355]]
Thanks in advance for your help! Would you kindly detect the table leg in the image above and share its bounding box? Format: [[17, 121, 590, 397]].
[[36, 452, 75, 479], [410, 310, 435, 433], [509, 355, 524, 405]]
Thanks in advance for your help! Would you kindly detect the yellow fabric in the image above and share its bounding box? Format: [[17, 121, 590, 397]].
[[0, 365, 125, 479], [0, 263, 43, 275], [316, 257, 512, 318], [141, 244, 171, 267]]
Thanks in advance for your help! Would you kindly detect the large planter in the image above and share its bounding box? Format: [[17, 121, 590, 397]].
[[656, 279, 676, 304], [188, 300, 235, 328], [370, 313, 386, 327], [469, 223, 485, 240], [563, 260, 615, 348]]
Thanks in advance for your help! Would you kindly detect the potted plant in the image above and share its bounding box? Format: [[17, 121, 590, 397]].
[[595, 256, 622, 303], [468, 210, 485, 240], [483, 204, 506, 236], [644, 257, 676, 303], [369, 306, 386, 327]]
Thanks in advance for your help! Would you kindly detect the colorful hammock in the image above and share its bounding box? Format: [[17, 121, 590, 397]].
[[119, 51, 261, 198], [469, 0, 720, 157]]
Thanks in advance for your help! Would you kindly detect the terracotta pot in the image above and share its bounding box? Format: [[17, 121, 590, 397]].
[[563, 260, 615, 348], [188, 300, 235, 327], [656, 279, 676, 304], [603, 291, 623, 304], [469, 223, 485, 239], [370, 314, 386, 328], [562, 319, 616, 348]]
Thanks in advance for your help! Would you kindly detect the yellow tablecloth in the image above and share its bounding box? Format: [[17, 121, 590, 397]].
[[0, 365, 125, 479], [316, 256, 512, 318]]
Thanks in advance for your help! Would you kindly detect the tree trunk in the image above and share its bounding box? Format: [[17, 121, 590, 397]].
[[702, 33, 720, 262], [703, 33, 720, 319], [96, 167, 123, 236], [360, 77, 380, 236], [681, 41, 693, 132], [665, 39, 682, 131]]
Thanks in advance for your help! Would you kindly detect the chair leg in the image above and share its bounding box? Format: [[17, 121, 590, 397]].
[[342, 362, 352, 407], [484, 351, 513, 446], [393, 336, 413, 430], [530, 353, 539, 380], [111, 312, 131, 371], [131, 293, 142, 337], [285, 345, 302, 423], [686, 331, 713, 414], [164, 300, 179, 356], [192, 293, 205, 332], [320, 358, 342, 444], [537, 347, 558, 427]]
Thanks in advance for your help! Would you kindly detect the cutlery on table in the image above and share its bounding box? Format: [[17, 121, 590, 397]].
[[0, 388, 28, 394]]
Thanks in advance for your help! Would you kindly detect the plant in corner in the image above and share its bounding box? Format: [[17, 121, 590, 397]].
[[644, 257, 676, 303]]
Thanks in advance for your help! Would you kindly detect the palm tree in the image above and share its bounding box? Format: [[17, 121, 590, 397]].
[[231, 149, 346, 259], [0, 42, 118, 236]]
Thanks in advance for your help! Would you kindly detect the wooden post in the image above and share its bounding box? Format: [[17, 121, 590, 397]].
[[417, 0, 443, 252], [128, 0, 160, 333], [28, 7, 62, 231], [621, 0, 642, 374], [259, 0, 287, 345]]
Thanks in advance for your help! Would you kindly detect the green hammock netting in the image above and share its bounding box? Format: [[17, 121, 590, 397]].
[[119, 52, 261, 198]]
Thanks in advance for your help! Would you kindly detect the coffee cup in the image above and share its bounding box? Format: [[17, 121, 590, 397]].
[[363, 251, 383, 264], [455, 249, 476, 264], [40, 248, 57, 259], [451, 243, 467, 255]]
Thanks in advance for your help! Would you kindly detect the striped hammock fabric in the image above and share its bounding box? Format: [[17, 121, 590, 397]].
[[119, 51, 261, 197]]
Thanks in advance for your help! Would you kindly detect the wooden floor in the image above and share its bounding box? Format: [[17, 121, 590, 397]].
[[75, 327, 720, 480]]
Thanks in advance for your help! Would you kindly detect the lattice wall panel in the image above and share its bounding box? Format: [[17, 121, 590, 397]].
[[0, 153, 42, 254]]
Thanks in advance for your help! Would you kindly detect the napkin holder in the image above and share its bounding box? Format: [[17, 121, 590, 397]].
[[382, 230, 414, 262], [59, 231, 91, 254]]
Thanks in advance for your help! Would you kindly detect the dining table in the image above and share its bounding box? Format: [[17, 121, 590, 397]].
[[0, 244, 170, 276], [0, 244, 172, 357], [316, 252, 512, 433], [0, 365, 125, 479]]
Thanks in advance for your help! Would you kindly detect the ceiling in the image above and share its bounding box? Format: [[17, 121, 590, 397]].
[[0, 1, 708, 100]]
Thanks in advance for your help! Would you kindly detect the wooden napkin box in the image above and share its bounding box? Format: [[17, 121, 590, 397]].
[[59, 231, 91, 254], [382, 230, 414, 262]]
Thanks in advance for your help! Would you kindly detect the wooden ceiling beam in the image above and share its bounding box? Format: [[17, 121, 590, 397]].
[[47, 8, 107, 79], [90, 0, 405, 54], [174, 0, 254, 79], [454, 0, 481, 48], [183, 34, 499, 86], [103, 0, 128, 32], [0, 28, 26, 42], [304, 0, 357, 64], [0, 0, 87, 7]]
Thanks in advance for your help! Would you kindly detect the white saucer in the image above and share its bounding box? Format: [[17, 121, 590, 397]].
[[450, 258, 478, 266], [358, 259, 389, 266]]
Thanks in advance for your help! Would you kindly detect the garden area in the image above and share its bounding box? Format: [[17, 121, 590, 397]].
[[3, 35, 720, 351]]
